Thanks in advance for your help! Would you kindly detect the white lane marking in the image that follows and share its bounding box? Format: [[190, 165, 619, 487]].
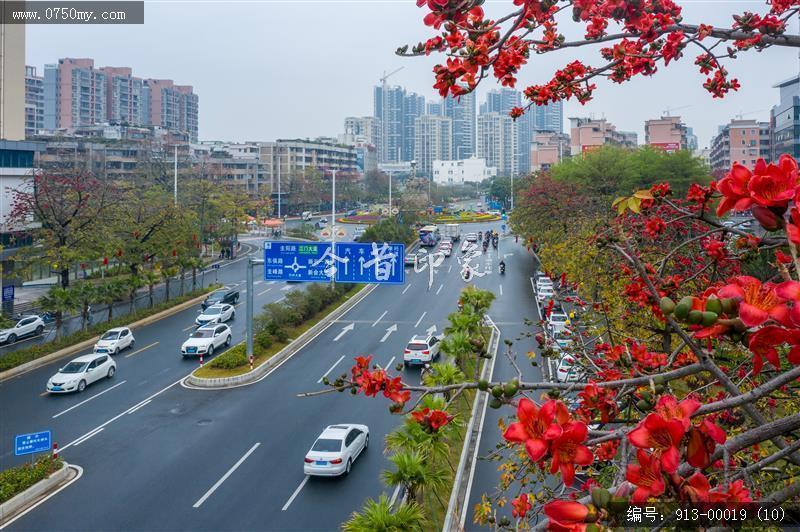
[[402, 284, 411, 295], [333, 323, 355, 342], [389, 484, 402, 506], [125, 341, 160, 358], [240, 289, 248, 294], [254, 280, 264, 285], [268, 281, 277, 285], [280, 285, 292, 291], [414, 311, 427, 328], [61, 376, 183, 453], [0, 465, 84, 530], [193, 443, 261, 508], [372, 310, 388, 327], [380, 324, 398, 343], [258, 287, 272, 296], [499, 284, 503, 296], [448, 264, 453, 273], [318, 355, 345, 384], [183, 324, 196, 332], [52, 380, 127, 419], [276, 296, 286, 303], [73, 427, 104, 446], [386, 356, 396, 369], [282, 476, 310, 511], [125, 399, 151, 415], [436, 284, 443, 295]]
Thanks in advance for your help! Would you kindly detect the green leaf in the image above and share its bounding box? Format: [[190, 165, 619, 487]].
[[612, 196, 628, 207], [633, 190, 654, 200], [627, 197, 642, 214]]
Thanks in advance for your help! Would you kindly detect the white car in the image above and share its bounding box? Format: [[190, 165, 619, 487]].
[[0, 315, 45, 344], [439, 244, 452, 257], [552, 329, 572, 350], [547, 312, 570, 332], [196, 304, 235, 327], [403, 334, 441, 367], [304, 424, 369, 476], [536, 278, 554, 291], [180, 324, 232, 357], [93, 327, 135, 355], [465, 232, 478, 243], [537, 286, 555, 303], [47, 354, 116, 393], [556, 355, 584, 382]]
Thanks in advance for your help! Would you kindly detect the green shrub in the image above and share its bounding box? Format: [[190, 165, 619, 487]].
[[254, 332, 273, 351], [359, 220, 415, 245], [271, 326, 289, 343], [0, 455, 63, 503], [208, 344, 247, 369]]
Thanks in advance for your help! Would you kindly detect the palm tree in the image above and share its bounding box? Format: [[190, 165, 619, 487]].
[[342, 495, 427, 532], [381, 450, 448, 504], [38, 287, 79, 338], [161, 265, 179, 301], [440, 330, 473, 372], [189, 257, 202, 292], [96, 280, 126, 322], [142, 269, 160, 309], [422, 362, 465, 401], [72, 281, 98, 331], [127, 274, 144, 314]]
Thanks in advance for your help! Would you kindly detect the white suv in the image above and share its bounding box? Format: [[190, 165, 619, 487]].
[[181, 324, 232, 357], [403, 334, 441, 367], [0, 315, 45, 344]]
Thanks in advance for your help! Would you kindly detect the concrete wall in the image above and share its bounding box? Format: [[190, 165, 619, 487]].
[[0, 24, 25, 140]]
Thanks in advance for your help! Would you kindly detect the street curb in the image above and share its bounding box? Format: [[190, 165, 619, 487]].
[[442, 316, 501, 532], [0, 291, 213, 383], [0, 461, 74, 525], [185, 283, 377, 389]]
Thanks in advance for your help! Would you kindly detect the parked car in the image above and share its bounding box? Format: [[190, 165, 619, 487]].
[[547, 311, 570, 333], [202, 287, 240, 310], [180, 324, 232, 357], [304, 424, 369, 476], [552, 329, 572, 350], [196, 304, 235, 327], [47, 354, 116, 393], [556, 355, 584, 382], [537, 286, 555, 304], [404, 252, 419, 267], [302, 211, 313, 221], [465, 232, 478, 243], [439, 243, 452, 257], [403, 334, 441, 367], [0, 315, 45, 345], [93, 327, 135, 355]]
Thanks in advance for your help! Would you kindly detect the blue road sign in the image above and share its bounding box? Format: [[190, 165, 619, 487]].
[[264, 241, 333, 282], [335, 242, 405, 285], [15, 430, 51, 456], [2, 285, 14, 302]]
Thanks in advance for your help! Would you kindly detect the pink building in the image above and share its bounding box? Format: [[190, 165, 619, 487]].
[[530, 132, 571, 171], [569, 117, 637, 155], [45, 58, 106, 130], [709, 119, 771, 172], [645, 116, 687, 152]]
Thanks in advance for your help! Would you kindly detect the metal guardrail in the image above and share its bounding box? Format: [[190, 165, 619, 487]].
[[442, 315, 501, 532]]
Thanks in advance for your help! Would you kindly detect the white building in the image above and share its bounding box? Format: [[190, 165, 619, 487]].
[[414, 115, 452, 179], [432, 157, 497, 185], [477, 112, 518, 177]]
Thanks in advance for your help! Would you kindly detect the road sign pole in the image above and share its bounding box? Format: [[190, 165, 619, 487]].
[[247, 258, 264, 362], [331, 169, 336, 289]]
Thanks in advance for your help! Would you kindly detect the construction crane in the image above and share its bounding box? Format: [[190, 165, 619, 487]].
[[662, 105, 691, 117], [735, 109, 768, 119], [380, 66, 404, 86]]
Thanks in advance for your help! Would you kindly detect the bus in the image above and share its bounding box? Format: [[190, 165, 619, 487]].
[[419, 225, 440, 247]]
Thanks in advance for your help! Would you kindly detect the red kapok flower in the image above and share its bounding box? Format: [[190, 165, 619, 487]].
[[544, 500, 589, 532], [578, 382, 618, 423], [687, 419, 727, 468], [747, 155, 799, 207], [511, 493, 532, 518], [549, 422, 594, 486], [503, 398, 570, 462], [654, 395, 701, 430], [411, 408, 453, 432], [626, 449, 666, 503], [716, 163, 754, 217], [683, 471, 711, 502], [710, 479, 752, 504], [628, 413, 685, 472], [718, 276, 790, 328]]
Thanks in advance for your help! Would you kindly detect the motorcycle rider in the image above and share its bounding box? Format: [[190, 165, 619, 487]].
[[499, 260, 506, 273]]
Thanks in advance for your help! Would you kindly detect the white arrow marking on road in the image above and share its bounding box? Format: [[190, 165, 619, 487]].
[[372, 310, 388, 327], [414, 311, 427, 328], [334, 323, 355, 341], [280, 285, 292, 291], [426, 325, 437, 336], [380, 324, 398, 343]]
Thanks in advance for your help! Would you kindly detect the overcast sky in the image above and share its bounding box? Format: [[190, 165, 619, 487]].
[[26, 0, 800, 148]]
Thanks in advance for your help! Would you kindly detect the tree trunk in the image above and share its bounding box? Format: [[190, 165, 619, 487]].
[[165, 278, 171, 302], [192, 266, 197, 292], [81, 302, 89, 331], [60, 268, 70, 289], [148, 284, 154, 308], [107, 302, 113, 322], [180, 268, 186, 297], [129, 289, 136, 314], [55, 312, 63, 338]]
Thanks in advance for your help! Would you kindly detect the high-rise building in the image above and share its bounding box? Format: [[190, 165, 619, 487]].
[[531, 101, 564, 134], [374, 85, 405, 163], [0, 24, 25, 141], [101, 67, 145, 126], [426, 102, 442, 116], [403, 92, 425, 162], [482, 89, 530, 173], [143, 79, 199, 142], [645, 116, 690, 152], [483, 89, 521, 115], [710, 119, 770, 172], [25, 66, 44, 138], [569, 117, 638, 154], [343, 116, 381, 147], [477, 112, 518, 177], [444, 91, 476, 160], [44, 58, 107, 130], [414, 115, 452, 179], [771, 75, 800, 161]]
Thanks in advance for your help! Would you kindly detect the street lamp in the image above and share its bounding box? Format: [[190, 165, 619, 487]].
[[331, 169, 337, 287]]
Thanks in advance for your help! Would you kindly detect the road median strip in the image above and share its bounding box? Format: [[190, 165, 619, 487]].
[[0, 457, 77, 527]]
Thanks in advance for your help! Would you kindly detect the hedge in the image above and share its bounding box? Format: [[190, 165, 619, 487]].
[[0, 286, 219, 373], [0, 455, 63, 503]]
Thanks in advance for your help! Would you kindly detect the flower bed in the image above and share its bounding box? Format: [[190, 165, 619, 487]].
[[433, 212, 500, 223], [338, 214, 383, 225], [0, 455, 63, 503]]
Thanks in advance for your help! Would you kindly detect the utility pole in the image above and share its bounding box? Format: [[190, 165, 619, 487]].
[[331, 169, 337, 288], [510, 173, 514, 211], [173, 145, 178, 207], [246, 258, 264, 368]]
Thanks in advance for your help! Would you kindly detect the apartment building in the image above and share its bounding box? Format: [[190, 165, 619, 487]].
[[432, 157, 496, 185], [771, 75, 800, 161], [414, 115, 452, 179], [24, 66, 44, 138], [709, 119, 771, 172], [477, 112, 518, 177], [530, 132, 571, 172], [645, 116, 689, 152], [569, 117, 638, 154]]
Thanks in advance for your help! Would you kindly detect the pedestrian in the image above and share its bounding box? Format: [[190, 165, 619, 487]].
[[515, 234, 519, 243]]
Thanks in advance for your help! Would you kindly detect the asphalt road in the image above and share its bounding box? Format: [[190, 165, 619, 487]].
[[1, 219, 524, 531]]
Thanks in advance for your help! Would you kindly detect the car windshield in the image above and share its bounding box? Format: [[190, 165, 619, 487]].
[[61, 362, 87, 373], [551, 315, 567, 322], [209, 292, 225, 301], [407, 342, 428, 351], [100, 331, 120, 340], [204, 307, 222, 315], [191, 330, 214, 338], [312, 438, 342, 452]]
